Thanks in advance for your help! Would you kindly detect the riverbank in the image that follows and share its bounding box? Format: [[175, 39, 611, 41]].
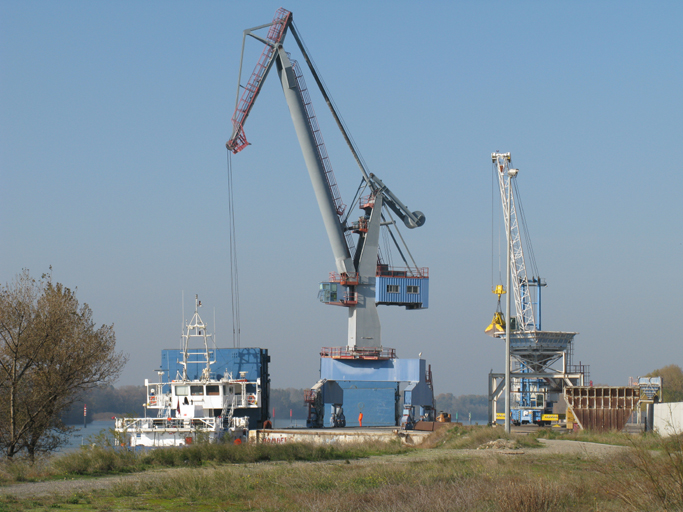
[[1, 426, 680, 511]]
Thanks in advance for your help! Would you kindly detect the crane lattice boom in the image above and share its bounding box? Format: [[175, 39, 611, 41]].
[[492, 152, 536, 331], [228, 8, 291, 154]]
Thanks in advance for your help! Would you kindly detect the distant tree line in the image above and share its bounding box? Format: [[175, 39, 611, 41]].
[[62, 364, 683, 427], [646, 364, 683, 402], [64, 385, 490, 423], [64, 386, 313, 423], [62, 385, 146, 424], [270, 388, 309, 420], [434, 393, 488, 421]]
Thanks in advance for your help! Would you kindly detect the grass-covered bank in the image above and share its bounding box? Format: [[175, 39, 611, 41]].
[[1, 426, 682, 511], [0, 447, 677, 512], [1, 438, 410, 483], [0, 424, 518, 483]]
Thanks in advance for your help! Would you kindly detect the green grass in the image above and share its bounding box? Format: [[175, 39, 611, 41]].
[[0, 452, 618, 511], [1, 438, 410, 483], [3, 427, 683, 511]]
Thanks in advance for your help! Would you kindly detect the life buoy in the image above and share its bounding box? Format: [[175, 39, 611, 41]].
[[149, 396, 157, 406], [247, 394, 257, 405]]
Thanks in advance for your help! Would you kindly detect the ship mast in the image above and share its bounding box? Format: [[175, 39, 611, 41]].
[[179, 295, 215, 382]]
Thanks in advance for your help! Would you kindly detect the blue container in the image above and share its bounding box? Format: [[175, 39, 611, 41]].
[[375, 276, 429, 309]]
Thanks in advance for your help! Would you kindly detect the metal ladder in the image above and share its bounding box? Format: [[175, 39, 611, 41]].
[[292, 59, 356, 255], [230, 9, 291, 153]]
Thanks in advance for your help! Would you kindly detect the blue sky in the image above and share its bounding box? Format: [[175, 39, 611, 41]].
[[2, 1, 681, 396]]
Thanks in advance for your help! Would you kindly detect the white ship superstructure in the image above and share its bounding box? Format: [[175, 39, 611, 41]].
[[116, 296, 261, 447]]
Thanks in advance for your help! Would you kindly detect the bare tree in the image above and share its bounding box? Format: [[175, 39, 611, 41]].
[[0, 270, 127, 459]]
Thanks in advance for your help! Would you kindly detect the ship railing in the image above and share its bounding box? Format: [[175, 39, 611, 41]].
[[115, 416, 220, 431]]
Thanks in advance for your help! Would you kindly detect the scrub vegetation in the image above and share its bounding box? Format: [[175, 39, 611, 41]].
[[1, 426, 682, 511], [0, 436, 408, 483]]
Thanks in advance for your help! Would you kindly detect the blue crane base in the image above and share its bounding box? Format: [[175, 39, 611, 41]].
[[310, 355, 434, 428]]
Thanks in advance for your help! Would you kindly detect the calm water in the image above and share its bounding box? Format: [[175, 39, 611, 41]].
[[61, 416, 482, 452], [62, 420, 114, 452], [62, 419, 298, 451]]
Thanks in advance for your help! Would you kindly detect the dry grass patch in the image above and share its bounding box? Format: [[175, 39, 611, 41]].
[[596, 433, 683, 511], [423, 424, 541, 451], [0, 457, 53, 484], [106, 451, 602, 511]]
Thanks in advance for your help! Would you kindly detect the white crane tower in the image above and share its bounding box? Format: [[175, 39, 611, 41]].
[[487, 152, 586, 427]]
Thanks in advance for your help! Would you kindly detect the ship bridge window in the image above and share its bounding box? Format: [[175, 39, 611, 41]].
[[224, 385, 241, 395], [175, 385, 189, 397], [206, 385, 220, 396], [537, 394, 544, 408], [190, 385, 204, 396]]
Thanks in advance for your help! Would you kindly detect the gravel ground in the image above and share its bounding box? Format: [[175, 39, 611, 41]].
[[0, 467, 181, 500], [0, 439, 628, 499]]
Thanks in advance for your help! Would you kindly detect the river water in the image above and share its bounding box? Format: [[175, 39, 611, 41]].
[[61, 416, 486, 452], [61, 420, 114, 452], [61, 418, 301, 452]]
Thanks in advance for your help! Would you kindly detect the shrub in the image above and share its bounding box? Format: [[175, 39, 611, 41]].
[[52, 447, 140, 475], [607, 432, 683, 510]]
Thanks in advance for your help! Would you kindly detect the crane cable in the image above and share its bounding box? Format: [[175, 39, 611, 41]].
[[292, 21, 373, 185], [227, 151, 241, 348], [486, 162, 506, 337], [492, 163, 502, 288], [512, 179, 539, 279]]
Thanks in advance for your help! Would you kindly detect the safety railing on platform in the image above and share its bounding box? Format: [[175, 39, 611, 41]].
[[376, 266, 429, 278], [320, 346, 396, 360], [327, 272, 360, 285], [342, 292, 358, 305], [359, 195, 376, 208], [567, 364, 590, 382]]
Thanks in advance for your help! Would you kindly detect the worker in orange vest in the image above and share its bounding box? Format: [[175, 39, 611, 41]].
[[358, 411, 363, 427]]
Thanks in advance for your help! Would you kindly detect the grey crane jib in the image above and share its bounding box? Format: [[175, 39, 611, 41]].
[[226, 8, 425, 349]]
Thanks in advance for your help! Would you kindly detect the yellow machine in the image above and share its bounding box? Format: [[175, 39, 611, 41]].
[[485, 285, 506, 336]]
